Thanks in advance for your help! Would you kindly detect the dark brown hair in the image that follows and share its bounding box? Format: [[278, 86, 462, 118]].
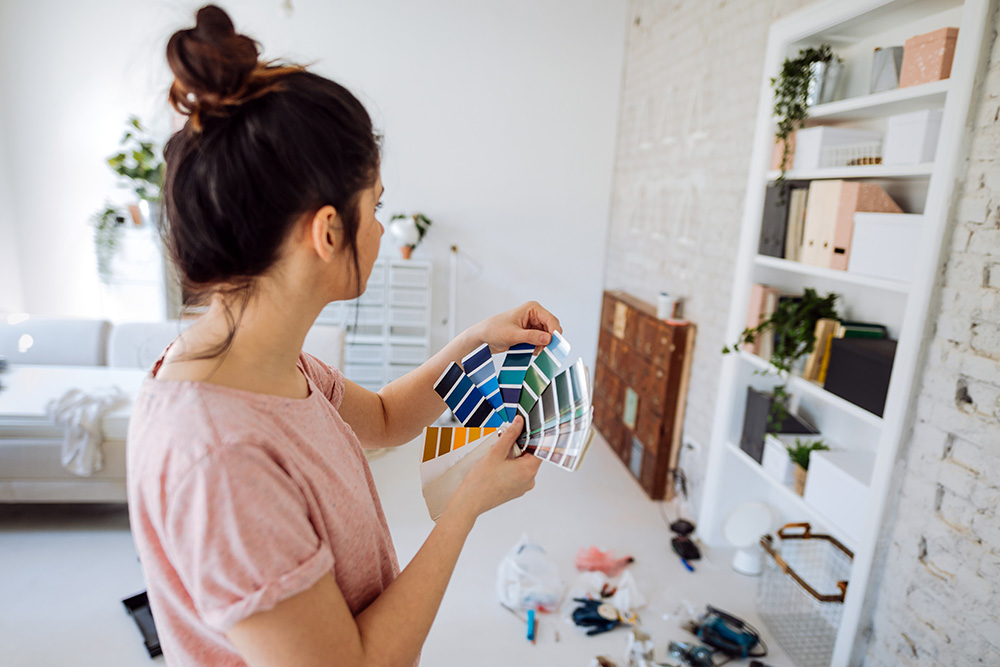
[[161, 5, 379, 332]]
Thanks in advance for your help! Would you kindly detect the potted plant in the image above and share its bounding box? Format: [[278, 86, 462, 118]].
[[771, 44, 842, 180], [724, 287, 838, 432], [106, 115, 165, 225], [91, 116, 165, 283], [388, 213, 433, 259], [91, 205, 128, 285], [785, 437, 830, 496]]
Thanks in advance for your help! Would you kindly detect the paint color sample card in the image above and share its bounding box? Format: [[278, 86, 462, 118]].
[[429, 333, 593, 474], [499, 343, 535, 421], [433, 362, 504, 427], [517, 332, 572, 420], [422, 426, 498, 462], [461, 343, 506, 420]]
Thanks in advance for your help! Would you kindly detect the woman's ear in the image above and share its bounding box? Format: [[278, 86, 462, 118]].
[[309, 205, 342, 262]]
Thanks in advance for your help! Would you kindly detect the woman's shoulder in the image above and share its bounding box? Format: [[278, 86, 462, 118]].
[[298, 352, 345, 407], [129, 379, 280, 480]]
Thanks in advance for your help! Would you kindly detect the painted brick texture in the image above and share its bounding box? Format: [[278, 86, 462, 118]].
[[604, 0, 812, 499], [607, 0, 1000, 664], [863, 5, 1000, 664]]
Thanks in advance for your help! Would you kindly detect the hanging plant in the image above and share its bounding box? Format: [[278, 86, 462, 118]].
[[106, 116, 165, 203], [771, 44, 839, 181], [91, 204, 128, 285], [723, 287, 839, 431]]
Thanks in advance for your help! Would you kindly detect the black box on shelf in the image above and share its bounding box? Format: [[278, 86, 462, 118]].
[[824, 338, 897, 417], [739, 386, 819, 463]]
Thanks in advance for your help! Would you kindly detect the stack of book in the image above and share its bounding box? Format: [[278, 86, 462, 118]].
[[802, 319, 889, 384]]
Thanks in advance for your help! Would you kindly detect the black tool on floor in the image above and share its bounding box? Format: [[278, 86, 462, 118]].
[[122, 591, 162, 658], [670, 518, 702, 562]]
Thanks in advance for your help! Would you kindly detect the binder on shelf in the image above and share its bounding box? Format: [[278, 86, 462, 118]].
[[759, 182, 790, 258], [785, 187, 809, 262], [800, 181, 902, 270]]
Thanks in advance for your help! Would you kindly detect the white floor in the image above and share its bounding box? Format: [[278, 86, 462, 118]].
[[0, 434, 791, 666]]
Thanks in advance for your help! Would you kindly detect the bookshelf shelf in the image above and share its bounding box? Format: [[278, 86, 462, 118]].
[[805, 79, 950, 122], [699, 0, 990, 663], [724, 441, 858, 552], [738, 350, 885, 429], [766, 163, 934, 181], [754, 255, 911, 293]]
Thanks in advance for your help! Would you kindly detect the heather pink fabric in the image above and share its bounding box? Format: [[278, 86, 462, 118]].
[[127, 352, 401, 666]]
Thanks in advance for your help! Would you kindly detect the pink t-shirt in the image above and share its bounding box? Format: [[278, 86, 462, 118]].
[[127, 353, 400, 666]]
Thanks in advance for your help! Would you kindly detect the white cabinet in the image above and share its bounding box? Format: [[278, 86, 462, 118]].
[[697, 0, 990, 664], [316, 259, 432, 391]]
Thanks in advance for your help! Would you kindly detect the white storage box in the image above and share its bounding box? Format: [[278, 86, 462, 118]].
[[762, 434, 825, 486], [848, 213, 923, 283], [883, 109, 943, 165], [803, 450, 876, 545], [793, 127, 883, 171]]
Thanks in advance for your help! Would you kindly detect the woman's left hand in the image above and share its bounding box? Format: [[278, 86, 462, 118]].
[[469, 301, 562, 353]]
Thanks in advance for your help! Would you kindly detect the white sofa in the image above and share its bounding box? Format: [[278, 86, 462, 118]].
[[0, 317, 345, 503]]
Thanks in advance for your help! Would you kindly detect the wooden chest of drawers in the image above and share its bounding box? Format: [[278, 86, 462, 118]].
[[592, 291, 695, 500]]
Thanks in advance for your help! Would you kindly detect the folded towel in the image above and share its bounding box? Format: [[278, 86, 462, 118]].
[[45, 387, 129, 476]]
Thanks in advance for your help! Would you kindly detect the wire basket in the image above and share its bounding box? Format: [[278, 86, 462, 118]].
[[820, 140, 883, 168], [756, 523, 854, 667]]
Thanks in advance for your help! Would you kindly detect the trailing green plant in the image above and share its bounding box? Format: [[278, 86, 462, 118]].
[[389, 212, 433, 250], [723, 287, 839, 431], [771, 44, 838, 180], [106, 116, 164, 202], [91, 205, 127, 285], [785, 438, 830, 471]]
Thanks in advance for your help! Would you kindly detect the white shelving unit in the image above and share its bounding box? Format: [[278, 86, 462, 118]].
[[697, 0, 990, 664], [316, 258, 432, 391]]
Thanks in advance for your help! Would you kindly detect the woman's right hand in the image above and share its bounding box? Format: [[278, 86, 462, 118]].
[[447, 417, 542, 521]]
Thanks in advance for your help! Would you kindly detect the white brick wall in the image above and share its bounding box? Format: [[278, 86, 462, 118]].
[[604, 0, 812, 502], [863, 2, 1000, 661], [607, 0, 1000, 663]]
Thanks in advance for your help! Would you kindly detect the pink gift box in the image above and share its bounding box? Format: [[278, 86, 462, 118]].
[[899, 27, 959, 88]]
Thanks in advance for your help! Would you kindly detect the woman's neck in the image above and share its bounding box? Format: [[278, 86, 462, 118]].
[[161, 282, 323, 399]]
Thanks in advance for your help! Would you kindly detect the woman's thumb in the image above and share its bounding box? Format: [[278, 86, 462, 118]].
[[492, 416, 525, 459]]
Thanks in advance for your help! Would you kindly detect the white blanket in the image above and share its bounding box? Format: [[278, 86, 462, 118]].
[[45, 387, 129, 476]]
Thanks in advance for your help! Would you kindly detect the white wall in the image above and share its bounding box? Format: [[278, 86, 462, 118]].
[[0, 0, 627, 365], [0, 102, 22, 314]]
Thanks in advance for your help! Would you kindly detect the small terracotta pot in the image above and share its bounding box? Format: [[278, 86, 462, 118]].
[[400, 245, 413, 259], [793, 464, 808, 496]]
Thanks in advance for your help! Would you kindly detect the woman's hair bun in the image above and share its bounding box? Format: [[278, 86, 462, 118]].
[[167, 5, 263, 129]]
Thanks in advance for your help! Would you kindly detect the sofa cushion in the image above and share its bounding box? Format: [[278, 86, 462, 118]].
[[0, 318, 111, 366]]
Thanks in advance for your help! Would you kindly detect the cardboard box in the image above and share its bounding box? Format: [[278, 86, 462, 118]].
[[803, 449, 876, 545], [899, 27, 959, 88], [793, 126, 883, 171], [848, 213, 924, 283], [883, 109, 943, 165]]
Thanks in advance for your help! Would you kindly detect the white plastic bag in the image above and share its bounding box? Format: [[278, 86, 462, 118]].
[[496, 534, 563, 611]]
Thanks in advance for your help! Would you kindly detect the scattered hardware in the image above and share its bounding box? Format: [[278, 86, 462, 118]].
[[668, 640, 716, 667], [684, 606, 767, 660], [670, 518, 702, 564], [571, 598, 636, 636]]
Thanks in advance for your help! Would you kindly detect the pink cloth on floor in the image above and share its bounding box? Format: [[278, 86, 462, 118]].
[[127, 352, 402, 666]]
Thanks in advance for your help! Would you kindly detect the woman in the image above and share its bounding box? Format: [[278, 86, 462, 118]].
[[127, 6, 558, 666]]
